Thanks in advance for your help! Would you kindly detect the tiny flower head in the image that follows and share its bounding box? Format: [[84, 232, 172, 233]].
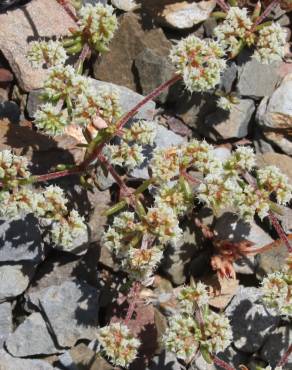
[[27, 40, 67, 68]]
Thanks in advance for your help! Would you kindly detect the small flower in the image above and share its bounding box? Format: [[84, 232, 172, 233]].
[[103, 142, 144, 170], [261, 268, 292, 317], [170, 35, 226, 92], [144, 205, 182, 244], [177, 282, 209, 313], [42, 185, 68, 219], [257, 165, 292, 205], [0, 150, 30, 186], [163, 314, 200, 363], [150, 147, 181, 183], [97, 322, 140, 367], [217, 96, 233, 111], [254, 23, 286, 64], [124, 120, 156, 146], [154, 184, 190, 216], [0, 188, 37, 218], [78, 4, 118, 52], [34, 103, 68, 136], [27, 40, 67, 68], [224, 146, 256, 176]]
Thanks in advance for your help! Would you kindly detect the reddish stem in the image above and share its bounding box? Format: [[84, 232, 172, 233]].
[[124, 281, 141, 324], [268, 211, 292, 253], [57, 0, 79, 22], [277, 344, 292, 367], [252, 0, 279, 29], [213, 356, 236, 370], [33, 167, 82, 183], [215, 0, 230, 12], [75, 43, 90, 70]]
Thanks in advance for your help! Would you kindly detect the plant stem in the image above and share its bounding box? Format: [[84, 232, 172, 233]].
[[212, 356, 236, 370], [124, 281, 141, 324], [268, 211, 292, 253], [75, 43, 91, 73], [32, 167, 82, 183], [58, 0, 79, 22], [252, 0, 279, 30], [215, 0, 230, 12], [277, 344, 292, 367]]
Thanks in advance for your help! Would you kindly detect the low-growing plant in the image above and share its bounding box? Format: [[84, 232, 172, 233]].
[[1, 0, 291, 368]]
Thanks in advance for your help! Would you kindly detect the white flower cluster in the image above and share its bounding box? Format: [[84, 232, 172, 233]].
[[177, 281, 209, 313], [254, 23, 286, 64], [103, 121, 156, 170], [78, 4, 118, 52], [217, 96, 233, 111], [154, 183, 191, 216], [97, 322, 140, 367], [214, 7, 286, 64], [261, 258, 291, 317], [34, 103, 68, 136], [0, 150, 29, 187], [27, 40, 67, 68], [262, 367, 283, 370], [163, 310, 232, 363], [102, 205, 181, 281], [170, 35, 226, 92]]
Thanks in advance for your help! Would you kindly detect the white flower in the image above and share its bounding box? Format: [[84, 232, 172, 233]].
[[97, 323, 140, 367], [170, 35, 226, 92], [217, 96, 233, 111], [34, 103, 68, 136], [224, 146, 256, 175], [254, 23, 286, 64], [124, 120, 156, 146], [154, 184, 190, 216], [27, 40, 67, 68], [150, 147, 181, 183], [177, 282, 209, 313], [103, 142, 144, 170], [0, 150, 30, 185], [78, 4, 118, 52]]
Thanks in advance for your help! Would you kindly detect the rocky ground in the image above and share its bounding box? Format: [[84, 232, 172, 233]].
[[0, 0, 291, 369]]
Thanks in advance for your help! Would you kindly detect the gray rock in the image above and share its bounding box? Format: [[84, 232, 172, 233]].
[[0, 214, 44, 263], [111, 0, 138, 11], [28, 280, 99, 348], [219, 62, 238, 93], [260, 325, 292, 367], [90, 79, 155, 121], [135, 48, 178, 104], [215, 212, 273, 274], [237, 59, 281, 98], [26, 89, 43, 118], [0, 349, 54, 370], [203, 99, 255, 140], [256, 242, 289, 278], [146, 350, 182, 370], [215, 346, 251, 369], [0, 302, 12, 348], [0, 0, 75, 91], [0, 262, 36, 302], [0, 101, 20, 124], [226, 286, 280, 353], [6, 312, 62, 357]]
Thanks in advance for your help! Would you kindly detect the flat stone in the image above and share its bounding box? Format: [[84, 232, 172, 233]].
[[29, 280, 99, 348], [256, 241, 289, 278], [0, 262, 36, 302], [260, 325, 292, 367], [0, 214, 44, 263], [203, 99, 255, 140], [6, 312, 62, 357], [0, 0, 75, 91], [237, 58, 281, 98], [0, 349, 54, 370], [225, 286, 280, 353], [146, 350, 181, 370], [111, 0, 138, 11], [0, 302, 12, 348], [90, 79, 155, 121]]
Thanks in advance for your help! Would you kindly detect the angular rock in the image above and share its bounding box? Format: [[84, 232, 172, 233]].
[[237, 59, 281, 98], [146, 350, 181, 370], [215, 212, 273, 274], [0, 349, 54, 370], [260, 325, 292, 367], [256, 241, 289, 278], [111, 0, 138, 11], [0, 262, 36, 302], [0, 0, 75, 91], [0, 214, 44, 263], [0, 302, 12, 348], [90, 79, 155, 121], [28, 280, 99, 348], [256, 73, 292, 155], [59, 343, 114, 370], [26, 89, 43, 118], [6, 312, 62, 357], [143, 0, 216, 29], [203, 99, 255, 140], [93, 12, 171, 92], [219, 62, 238, 93], [225, 286, 279, 353]]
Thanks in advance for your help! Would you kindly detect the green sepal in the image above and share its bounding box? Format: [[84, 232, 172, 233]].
[[104, 200, 127, 216], [252, 2, 261, 21], [66, 42, 83, 55], [200, 347, 213, 364], [211, 11, 227, 19]]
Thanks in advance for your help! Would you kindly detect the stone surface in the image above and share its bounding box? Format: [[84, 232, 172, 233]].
[[256, 73, 292, 155], [143, 0, 216, 29], [91, 79, 155, 121], [0, 214, 44, 263], [94, 12, 171, 92], [6, 312, 62, 357], [260, 325, 292, 367], [0, 0, 75, 91], [59, 343, 114, 370], [237, 59, 281, 98], [0, 349, 54, 370], [26, 89, 43, 118], [203, 99, 255, 140], [111, 0, 138, 11], [146, 350, 181, 370], [215, 346, 251, 369], [225, 286, 279, 353], [215, 212, 273, 274], [28, 280, 100, 348], [0, 302, 12, 348], [219, 62, 238, 93], [256, 241, 289, 278], [0, 262, 36, 302]]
